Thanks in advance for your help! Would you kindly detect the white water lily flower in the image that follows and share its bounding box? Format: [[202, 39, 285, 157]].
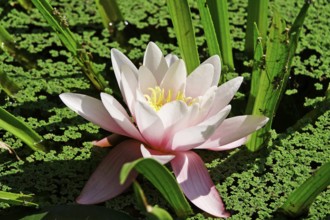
[[60, 42, 268, 218]]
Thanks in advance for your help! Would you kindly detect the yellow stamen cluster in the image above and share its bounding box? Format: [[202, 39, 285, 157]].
[[144, 86, 195, 111]]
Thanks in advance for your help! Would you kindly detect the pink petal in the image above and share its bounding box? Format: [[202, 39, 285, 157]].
[[111, 49, 138, 91], [186, 64, 214, 98], [202, 55, 221, 86], [160, 60, 187, 97], [92, 134, 127, 148], [134, 101, 164, 147], [140, 144, 175, 164], [207, 77, 243, 118], [100, 93, 144, 142], [143, 42, 168, 84], [76, 139, 142, 204], [171, 151, 230, 218], [206, 115, 269, 147], [170, 105, 231, 151], [165, 54, 179, 67], [59, 93, 125, 135]]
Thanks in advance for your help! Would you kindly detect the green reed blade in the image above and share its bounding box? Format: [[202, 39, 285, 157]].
[[206, 0, 234, 73], [0, 70, 20, 98], [18, 0, 33, 11], [95, 0, 123, 33], [246, 23, 263, 113], [196, 0, 223, 83], [0, 25, 37, 69], [166, 0, 200, 74], [0, 107, 46, 152], [246, 2, 311, 151], [133, 181, 173, 220], [31, 0, 108, 91], [0, 191, 38, 207], [245, 0, 269, 58], [279, 162, 330, 217]]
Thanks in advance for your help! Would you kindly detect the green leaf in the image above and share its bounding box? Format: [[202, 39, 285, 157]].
[[206, 0, 234, 73], [166, 0, 200, 74], [0, 107, 46, 152], [120, 158, 193, 218], [279, 162, 330, 217], [0, 191, 38, 207], [31, 0, 108, 91]]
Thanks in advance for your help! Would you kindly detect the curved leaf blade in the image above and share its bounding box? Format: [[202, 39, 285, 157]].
[[120, 158, 193, 218]]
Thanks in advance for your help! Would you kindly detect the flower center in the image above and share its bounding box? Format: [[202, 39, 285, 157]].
[[144, 86, 195, 111]]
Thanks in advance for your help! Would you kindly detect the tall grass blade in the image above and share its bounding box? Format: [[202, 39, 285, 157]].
[[0, 191, 37, 207], [0, 107, 46, 152], [133, 182, 173, 220], [31, 0, 108, 91], [246, 3, 311, 151], [166, 0, 200, 74], [196, 0, 223, 83], [245, 24, 263, 113], [279, 162, 330, 217], [0, 25, 37, 69], [95, 0, 123, 33], [18, 0, 33, 11], [206, 0, 234, 73], [245, 0, 269, 58], [0, 70, 20, 98]]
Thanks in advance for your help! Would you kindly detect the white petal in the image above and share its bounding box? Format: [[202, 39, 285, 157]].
[[60, 93, 125, 134], [207, 77, 243, 118], [111, 48, 138, 91], [208, 115, 269, 146], [165, 54, 179, 67], [143, 42, 168, 84], [196, 137, 247, 151], [135, 101, 164, 147], [140, 144, 175, 164], [160, 59, 187, 96], [186, 64, 214, 98], [120, 65, 138, 116], [170, 105, 231, 151], [157, 101, 188, 130], [202, 55, 221, 86], [100, 93, 144, 141], [138, 66, 158, 94]]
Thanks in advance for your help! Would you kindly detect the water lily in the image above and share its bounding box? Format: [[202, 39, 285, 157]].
[[60, 42, 268, 218]]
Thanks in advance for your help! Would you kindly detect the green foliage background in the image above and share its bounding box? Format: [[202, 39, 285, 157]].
[[0, 0, 329, 219]]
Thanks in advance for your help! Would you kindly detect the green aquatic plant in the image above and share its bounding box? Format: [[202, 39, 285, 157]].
[[0, 107, 46, 152]]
